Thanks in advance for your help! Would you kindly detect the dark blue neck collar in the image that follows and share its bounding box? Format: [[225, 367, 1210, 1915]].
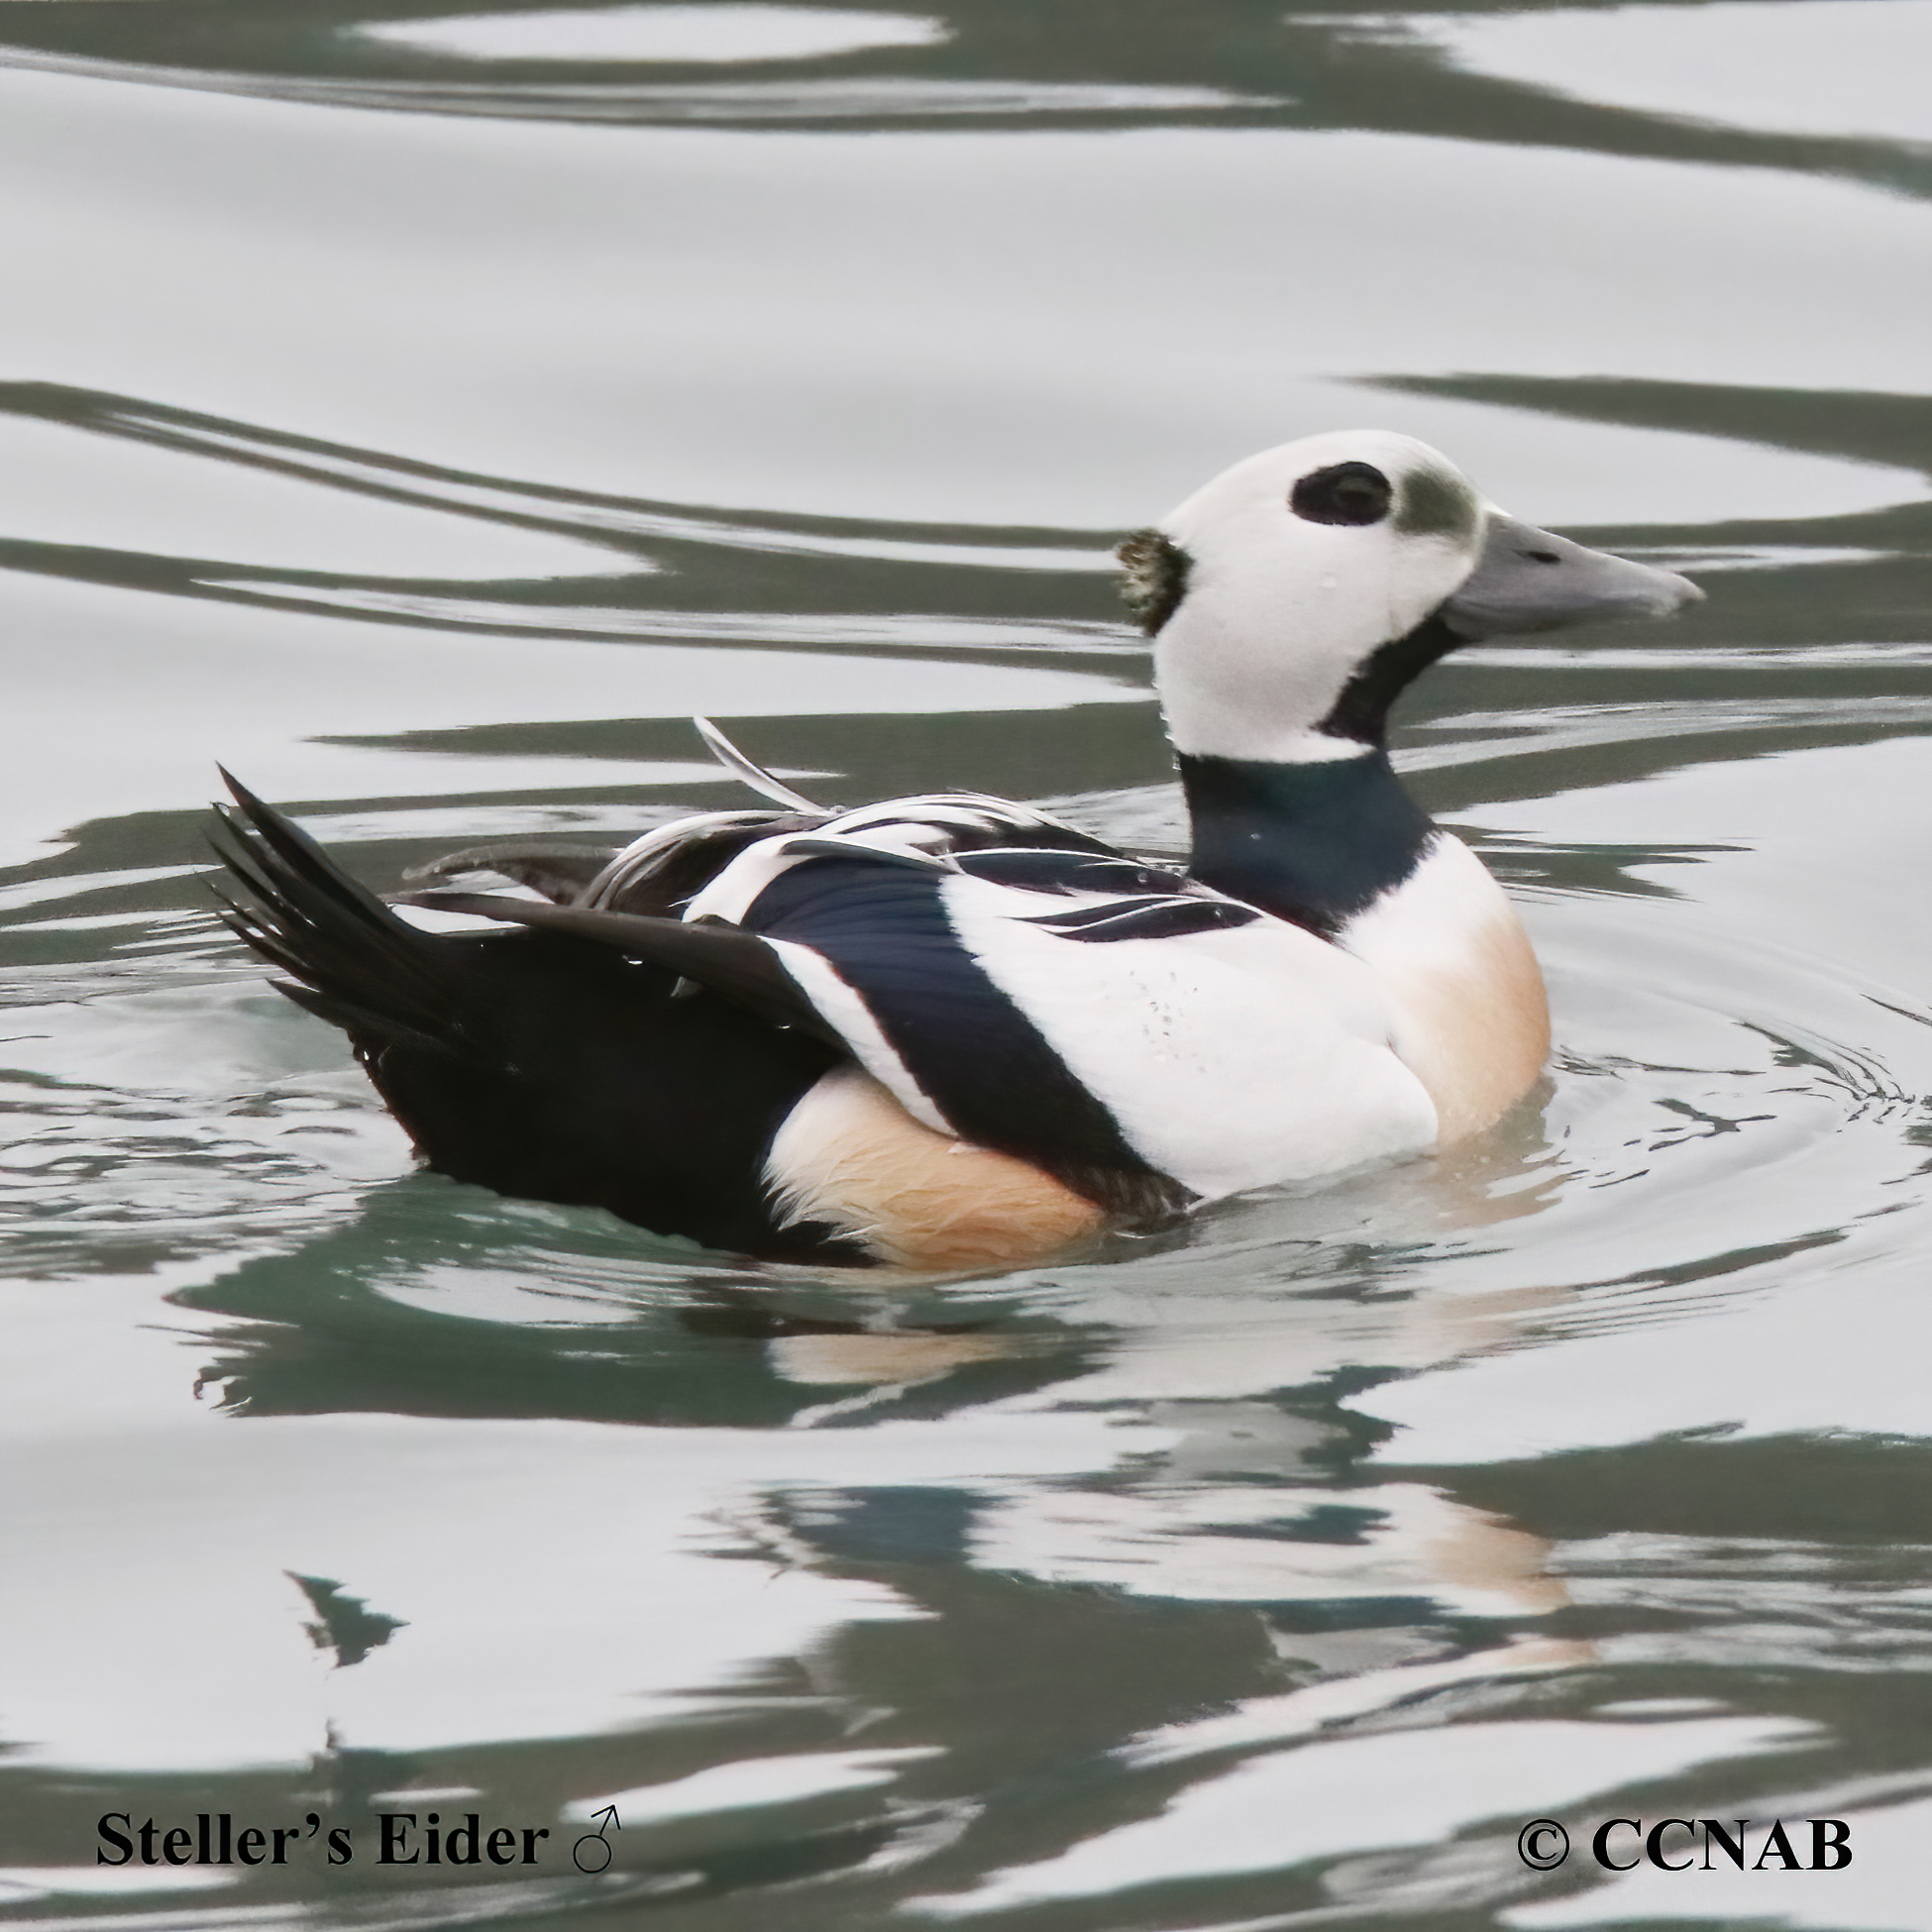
[[1178, 747, 1434, 935], [1174, 610, 1458, 931]]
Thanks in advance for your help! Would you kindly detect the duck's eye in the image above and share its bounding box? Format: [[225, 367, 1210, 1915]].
[[1290, 462, 1393, 527]]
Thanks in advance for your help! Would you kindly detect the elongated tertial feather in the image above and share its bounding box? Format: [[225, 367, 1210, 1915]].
[[693, 716, 825, 813]]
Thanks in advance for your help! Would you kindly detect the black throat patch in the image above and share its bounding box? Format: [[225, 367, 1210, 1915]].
[[1319, 613, 1462, 749], [1178, 750, 1435, 935]]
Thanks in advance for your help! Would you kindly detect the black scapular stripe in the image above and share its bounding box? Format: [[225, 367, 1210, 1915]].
[[1022, 897, 1260, 941], [745, 855, 1188, 1218], [953, 847, 1186, 897], [210, 776, 863, 1263], [1179, 750, 1434, 934]]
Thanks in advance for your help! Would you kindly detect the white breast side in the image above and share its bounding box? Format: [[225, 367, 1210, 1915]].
[[937, 876, 1439, 1199], [1335, 834, 1552, 1142]]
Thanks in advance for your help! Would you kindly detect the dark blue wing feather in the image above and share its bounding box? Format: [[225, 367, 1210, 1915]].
[[743, 855, 1184, 1215]]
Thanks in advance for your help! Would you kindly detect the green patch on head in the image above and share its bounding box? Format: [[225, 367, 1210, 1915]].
[[1395, 466, 1480, 539]]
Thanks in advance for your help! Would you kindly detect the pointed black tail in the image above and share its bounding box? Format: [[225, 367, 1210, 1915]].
[[209, 770, 469, 1053], [207, 776, 856, 1261]]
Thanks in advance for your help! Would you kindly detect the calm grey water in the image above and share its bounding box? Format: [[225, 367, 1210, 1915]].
[[5, 3, 1932, 1927]]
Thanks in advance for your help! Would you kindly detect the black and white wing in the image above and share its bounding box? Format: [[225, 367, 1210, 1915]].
[[421, 792, 1438, 1207], [704, 798, 1437, 1201]]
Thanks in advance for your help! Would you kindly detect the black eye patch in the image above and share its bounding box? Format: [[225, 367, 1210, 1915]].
[[1290, 462, 1393, 527]]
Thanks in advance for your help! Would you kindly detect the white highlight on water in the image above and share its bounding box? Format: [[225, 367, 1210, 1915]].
[[356, 5, 948, 66]]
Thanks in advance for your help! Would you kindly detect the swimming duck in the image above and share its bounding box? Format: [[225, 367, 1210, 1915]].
[[211, 432, 1699, 1269]]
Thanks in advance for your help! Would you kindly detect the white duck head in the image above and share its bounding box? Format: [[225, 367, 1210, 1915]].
[[1123, 431, 1702, 765]]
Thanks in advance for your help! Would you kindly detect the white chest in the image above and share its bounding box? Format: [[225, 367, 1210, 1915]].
[[1336, 834, 1551, 1142]]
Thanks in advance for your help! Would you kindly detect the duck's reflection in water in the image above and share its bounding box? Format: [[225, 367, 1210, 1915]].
[[173, 1167, 1932, 1921], [179, 1094, 1585, 1655], [745, 1235, 1586, 1668]]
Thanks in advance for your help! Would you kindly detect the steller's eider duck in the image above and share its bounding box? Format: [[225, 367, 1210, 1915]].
[[210, 432, 1701, 1269]]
